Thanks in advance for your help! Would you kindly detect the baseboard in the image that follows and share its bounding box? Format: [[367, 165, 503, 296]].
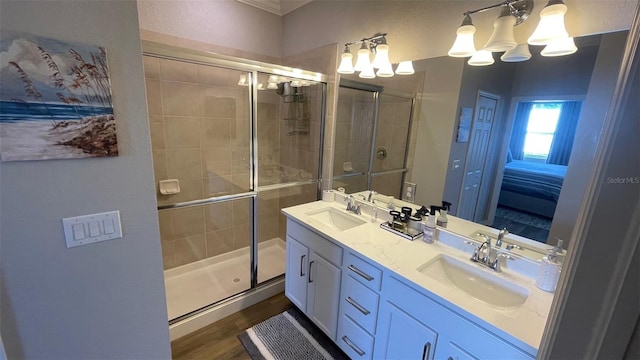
[[169, 278, 285, 341]]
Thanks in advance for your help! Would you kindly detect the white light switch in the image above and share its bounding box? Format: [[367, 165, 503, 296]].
[[62, 211, 122, 248]]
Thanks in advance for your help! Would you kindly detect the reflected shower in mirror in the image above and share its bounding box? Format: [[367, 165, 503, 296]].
[[333, 30, 629, 245]]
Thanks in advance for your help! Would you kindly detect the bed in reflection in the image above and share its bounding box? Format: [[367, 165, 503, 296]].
[[498, 159, 567, 219]]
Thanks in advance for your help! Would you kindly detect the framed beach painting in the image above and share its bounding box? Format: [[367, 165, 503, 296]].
[[0, 31, 118, 161]]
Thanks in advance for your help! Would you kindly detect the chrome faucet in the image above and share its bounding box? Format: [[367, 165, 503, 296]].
[[496, 227, 509, 248], [346, 195, 361, 215], [468, 235, 502, 272]]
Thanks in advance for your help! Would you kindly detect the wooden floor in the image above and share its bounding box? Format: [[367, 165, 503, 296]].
[[171, 292, 293, 359]]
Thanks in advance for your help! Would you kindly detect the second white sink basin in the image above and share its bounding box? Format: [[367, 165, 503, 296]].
[[417, 254, 529, 308], [306, 207, 366, 231]]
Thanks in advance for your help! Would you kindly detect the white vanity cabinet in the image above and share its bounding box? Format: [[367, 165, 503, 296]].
[[374, 276, 536, 360], [284, 219, 342, 340], [336, 252, 382, 359]]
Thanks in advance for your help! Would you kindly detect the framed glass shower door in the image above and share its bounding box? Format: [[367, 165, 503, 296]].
[[333, 81, 415, 198]]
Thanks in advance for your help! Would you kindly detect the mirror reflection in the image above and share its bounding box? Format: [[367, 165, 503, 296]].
[[333, 30, 628, 248]]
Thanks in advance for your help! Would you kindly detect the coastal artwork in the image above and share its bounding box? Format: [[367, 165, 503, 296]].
[[0, 31, 118, 161]]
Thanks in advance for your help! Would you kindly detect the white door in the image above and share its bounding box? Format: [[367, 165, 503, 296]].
[[285, 237, 308, 311], [307, 252, 342, 340], [457, 93, 498, 221]]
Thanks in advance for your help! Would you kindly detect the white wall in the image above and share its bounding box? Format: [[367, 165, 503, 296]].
[[137, 0, 283, 59], [0, 1, 171, 358]]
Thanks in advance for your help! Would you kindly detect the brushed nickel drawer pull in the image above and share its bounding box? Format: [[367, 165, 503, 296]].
[[422, 341, 431, 360], [300, 254, 306, 277], [308, 260, 315, 283], [345, 297, 370, 315], [348, 264, 374, 281], [341, 335, 365, 356]]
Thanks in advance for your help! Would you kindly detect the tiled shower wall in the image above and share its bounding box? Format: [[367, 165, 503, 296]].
[[143, 55, 321, 270], [143, 55, 254, 269]]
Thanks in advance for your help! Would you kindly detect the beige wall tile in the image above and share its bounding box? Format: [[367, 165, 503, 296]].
[[161, 240, 175, 269], [164, 116, 201, 149], [197, 64, 236, 86], [170, 206, 204, 239], [205, 229, 234, 257], [157, 210, 173, 242], [143, 56, 160, 80], [148, 115, 163, 124], [204, 175, 233, 197], [160, 58, 198, 83], [161, 81, 199, 116], [231, 118, 250, 148], [233, 225, 250, 250], [258, 215, 279, 242], [151, 150, 168, 182], [149, 122, 165, 150], [145, 79, 163, 116], [232, 198, 250, 226], [205, 202, 232, 232], [200, 117, 232, 148], [231, 147, 250, 175], [166, 149, 202, 181], [174, 234, 206, 266], [230, 174, 250, 194], [201, 147, 232, 178], [198, 85, 246, 118]]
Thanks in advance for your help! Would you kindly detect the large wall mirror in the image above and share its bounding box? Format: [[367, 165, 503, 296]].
[[334, 30, 629, 255]]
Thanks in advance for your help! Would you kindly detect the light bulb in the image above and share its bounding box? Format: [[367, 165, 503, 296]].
[[501, 44, 532, 62], [395, 61, 415, 75], [354, 43, 371, 72], [541, 37, 577, 57], [468, 50, 495, 66], [528, 1, 569, 45], [448, 15, 476, 58], [337, 50, 355, 74]]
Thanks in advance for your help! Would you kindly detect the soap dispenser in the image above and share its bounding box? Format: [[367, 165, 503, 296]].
[[554, 239, 567, 264], [423, 206, 440, 244], [535, 248, 562, 292], [437, 201, 451, 228]]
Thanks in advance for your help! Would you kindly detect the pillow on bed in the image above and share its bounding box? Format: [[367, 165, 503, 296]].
[[506, 148, 513, 163]]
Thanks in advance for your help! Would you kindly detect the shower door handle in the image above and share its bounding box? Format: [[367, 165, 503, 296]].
[[308, 260, 315, 283], [300, 254, 306, 277]]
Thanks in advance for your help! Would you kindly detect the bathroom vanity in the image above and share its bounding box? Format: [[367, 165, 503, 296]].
[[282, 193, 554, 359]]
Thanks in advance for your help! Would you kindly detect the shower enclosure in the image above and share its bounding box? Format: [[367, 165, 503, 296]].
[[141, 41, 326, 323], [333, 80, 415, 198]]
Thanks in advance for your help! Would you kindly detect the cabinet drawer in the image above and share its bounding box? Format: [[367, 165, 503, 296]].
[[287, 219, 343, 266], [344, 252, 382, 291], [337, 313, 374, 360], [341, 274, 379, 334]]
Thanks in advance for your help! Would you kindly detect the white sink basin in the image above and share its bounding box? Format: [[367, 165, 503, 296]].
[[417, 254, 529, 308], [306, 207, 366, 231]]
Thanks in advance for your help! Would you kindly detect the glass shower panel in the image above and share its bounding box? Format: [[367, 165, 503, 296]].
[[143, 54, 253, 321], [373, 94, 413, 173], [333, 86, 376, 193], [256, 73, 324, 186], [256, 183, 317, 284], [159, 197, 253, 320]]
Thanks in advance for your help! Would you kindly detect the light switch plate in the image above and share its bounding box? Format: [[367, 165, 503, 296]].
[[62, 211, 122, 248]]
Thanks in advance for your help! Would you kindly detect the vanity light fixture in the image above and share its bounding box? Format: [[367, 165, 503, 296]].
[[449, 0, 576, 66], [337, 33, 415, 79]]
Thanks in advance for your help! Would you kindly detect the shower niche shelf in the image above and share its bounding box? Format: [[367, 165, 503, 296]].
[[284, 90, 310, 136]]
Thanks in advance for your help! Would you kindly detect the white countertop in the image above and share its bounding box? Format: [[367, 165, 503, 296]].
[[282, 199, 555, 353]]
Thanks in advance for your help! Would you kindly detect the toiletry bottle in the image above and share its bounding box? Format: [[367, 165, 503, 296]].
[[554, 239, 567, 264], [423, 206, 440, 244], [370, 200, 378, 222], [535, 248, 562, 292], [437, 201, 451, 228]]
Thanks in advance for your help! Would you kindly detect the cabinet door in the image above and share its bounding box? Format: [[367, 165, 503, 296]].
[[285, 236, 308, 312], [377, 302, 438, 360], [307, 252, 342, 340]]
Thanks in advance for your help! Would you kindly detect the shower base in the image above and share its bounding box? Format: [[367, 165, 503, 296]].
[[164, 238, 286, 321]]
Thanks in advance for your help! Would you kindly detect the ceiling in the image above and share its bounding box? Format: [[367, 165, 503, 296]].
[[237, 0, 314, 16]]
